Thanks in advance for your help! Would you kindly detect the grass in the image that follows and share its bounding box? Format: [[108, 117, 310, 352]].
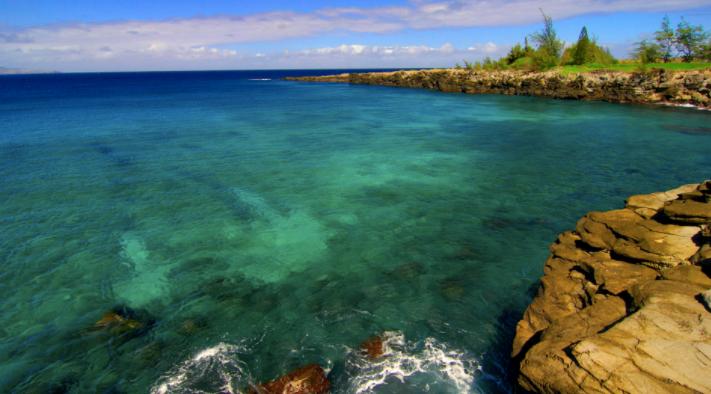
[[559, 62, 711, 74]]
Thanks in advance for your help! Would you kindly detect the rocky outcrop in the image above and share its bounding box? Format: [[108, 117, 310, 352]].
[[512, 181, 711, 393], [252, 364, 330, 394], [286, 68, 711, 108]]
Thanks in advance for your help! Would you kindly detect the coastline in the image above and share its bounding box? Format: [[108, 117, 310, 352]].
[[286, 68, 711, 109]]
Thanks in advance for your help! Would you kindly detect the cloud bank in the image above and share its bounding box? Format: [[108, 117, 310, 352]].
[[0, 0, 707, 71]]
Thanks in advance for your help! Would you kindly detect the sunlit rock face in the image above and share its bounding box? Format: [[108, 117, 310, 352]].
[[512, 181, 711, 394]]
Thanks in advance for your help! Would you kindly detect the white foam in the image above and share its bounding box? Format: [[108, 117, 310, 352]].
[[150, 342, 248, 394], [248, 78, 272, 81], [348, 331, 479, 393]]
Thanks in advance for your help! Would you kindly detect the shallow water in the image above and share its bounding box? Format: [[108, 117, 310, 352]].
[[0, 70, 709, 393]]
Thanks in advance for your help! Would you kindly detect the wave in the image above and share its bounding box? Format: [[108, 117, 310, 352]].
[[248, 78, 272, 81], [150, 343, 251, 394], [151, 333, 478, 393], [345, 331, 479, 393]]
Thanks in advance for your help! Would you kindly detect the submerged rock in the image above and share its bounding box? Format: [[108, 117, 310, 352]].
[[513, 181, 711, 393], [252, 364, 330, 394], [90, 306, 154, 337]]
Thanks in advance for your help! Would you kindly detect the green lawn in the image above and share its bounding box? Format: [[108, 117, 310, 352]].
[[559, 62, 711, 74]]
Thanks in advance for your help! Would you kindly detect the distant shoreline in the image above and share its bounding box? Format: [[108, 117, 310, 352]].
[[286, 68, 711, 109]]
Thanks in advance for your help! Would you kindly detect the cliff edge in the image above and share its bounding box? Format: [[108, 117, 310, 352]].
[[286, 68, 711, 108], [512, 181, 711, 393]]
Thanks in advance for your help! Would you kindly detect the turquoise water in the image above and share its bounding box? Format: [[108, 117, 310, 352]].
[[0, 71, 709, 393]]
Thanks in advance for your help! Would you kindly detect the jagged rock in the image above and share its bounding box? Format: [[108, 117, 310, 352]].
[[513, 181, 711, 393], [701, 289, 711, 312], [570, 281, 711, 394], [691, 243, 711, 264], [253, 364, 330, 394], [662, 199, 711, 224], [661, 265, 711, 288], [576, 208, 700, 269], [518, 297, 628, 393], [287, 69, 711, 108], [626, 183, 698, 217], [588, 256, 659, 295], [360, 336, 385, 359]]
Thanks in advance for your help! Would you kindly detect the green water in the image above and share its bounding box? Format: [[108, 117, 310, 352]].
[[0, 71, 709, 393]]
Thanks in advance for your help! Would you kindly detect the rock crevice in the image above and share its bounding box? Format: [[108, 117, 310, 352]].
[[512, 181, 711, 393]]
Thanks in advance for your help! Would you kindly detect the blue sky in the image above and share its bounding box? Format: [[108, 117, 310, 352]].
[[0, 0, 709, 71]]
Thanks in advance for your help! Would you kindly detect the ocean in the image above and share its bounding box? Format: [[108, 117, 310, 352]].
[[0, 69, 709, 393]]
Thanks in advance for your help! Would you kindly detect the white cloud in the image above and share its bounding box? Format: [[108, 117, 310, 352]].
[[0, 0, 706, 70]]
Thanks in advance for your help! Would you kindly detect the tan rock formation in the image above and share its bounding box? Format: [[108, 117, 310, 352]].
[[287, 69, 711, 108], [512, 181, 711, 393]]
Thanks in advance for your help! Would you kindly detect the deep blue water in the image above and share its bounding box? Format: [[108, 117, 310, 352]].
[[0, 69, 709, 393]]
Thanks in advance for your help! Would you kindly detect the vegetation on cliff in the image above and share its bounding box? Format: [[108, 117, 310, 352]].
[[458, 13, 709, 73]]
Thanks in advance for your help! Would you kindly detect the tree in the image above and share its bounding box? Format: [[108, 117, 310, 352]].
[[561, 26, 615, 65], [634, 40, 661, 64], [675, 18, 708, 62], [702, 40, 711, 61], [572, 26, 591, 65], [530, 10, 563, 69], [655, 16, 675, 62], [505, 43, 527, 64]]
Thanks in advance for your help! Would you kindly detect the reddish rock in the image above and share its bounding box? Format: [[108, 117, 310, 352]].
[[253, 364, 329, 394], [360, 336, 385, 359]]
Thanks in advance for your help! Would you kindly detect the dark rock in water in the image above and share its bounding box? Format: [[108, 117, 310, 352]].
[[360, 335, 385, 359], [252, 364, 330, 394], [440, 277, 466, 300], [178, 317, 208, 336], [48, 375, 78, 394], [136, 341, 166, 363], [389, 261, 426, 279], [450, 246, 480, 261], [91, 305, 154, 338]]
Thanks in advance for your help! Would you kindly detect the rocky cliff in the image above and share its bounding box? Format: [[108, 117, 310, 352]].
[[512, 181, 711, 393], [286, 68, 711, 108]]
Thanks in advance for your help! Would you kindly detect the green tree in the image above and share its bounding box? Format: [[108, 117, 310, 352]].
[[572, 26, 591, 65], [634, 40, 662, 64], [655, 16, 675, 62], [530, 10, 563, 69], [702, 40, 711, 61], [505, 43, 527, 64], [674, 18, 708, 61]]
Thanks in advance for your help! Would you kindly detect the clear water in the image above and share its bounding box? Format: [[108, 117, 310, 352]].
[[0, 70, 709, 393]]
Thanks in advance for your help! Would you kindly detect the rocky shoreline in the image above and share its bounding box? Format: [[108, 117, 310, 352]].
[[286, 68, 711, 108], [513, 181, 711, 393]]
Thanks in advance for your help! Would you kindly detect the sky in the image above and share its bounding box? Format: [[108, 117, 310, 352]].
[[0, 0, 709, 72]]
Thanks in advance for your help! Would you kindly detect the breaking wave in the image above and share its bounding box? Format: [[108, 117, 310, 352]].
[[150, 343, 251, 394], [345, 331, 480, 393]]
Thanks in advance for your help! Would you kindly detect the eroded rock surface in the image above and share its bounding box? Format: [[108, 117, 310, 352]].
[[287, 69, 711, 108], [252, 364, 330, 394], [513, 181, 711, 393]]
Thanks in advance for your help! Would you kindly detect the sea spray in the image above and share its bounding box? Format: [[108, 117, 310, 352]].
[[346, 331, 480, 393], [151, 343, 250, 394]]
